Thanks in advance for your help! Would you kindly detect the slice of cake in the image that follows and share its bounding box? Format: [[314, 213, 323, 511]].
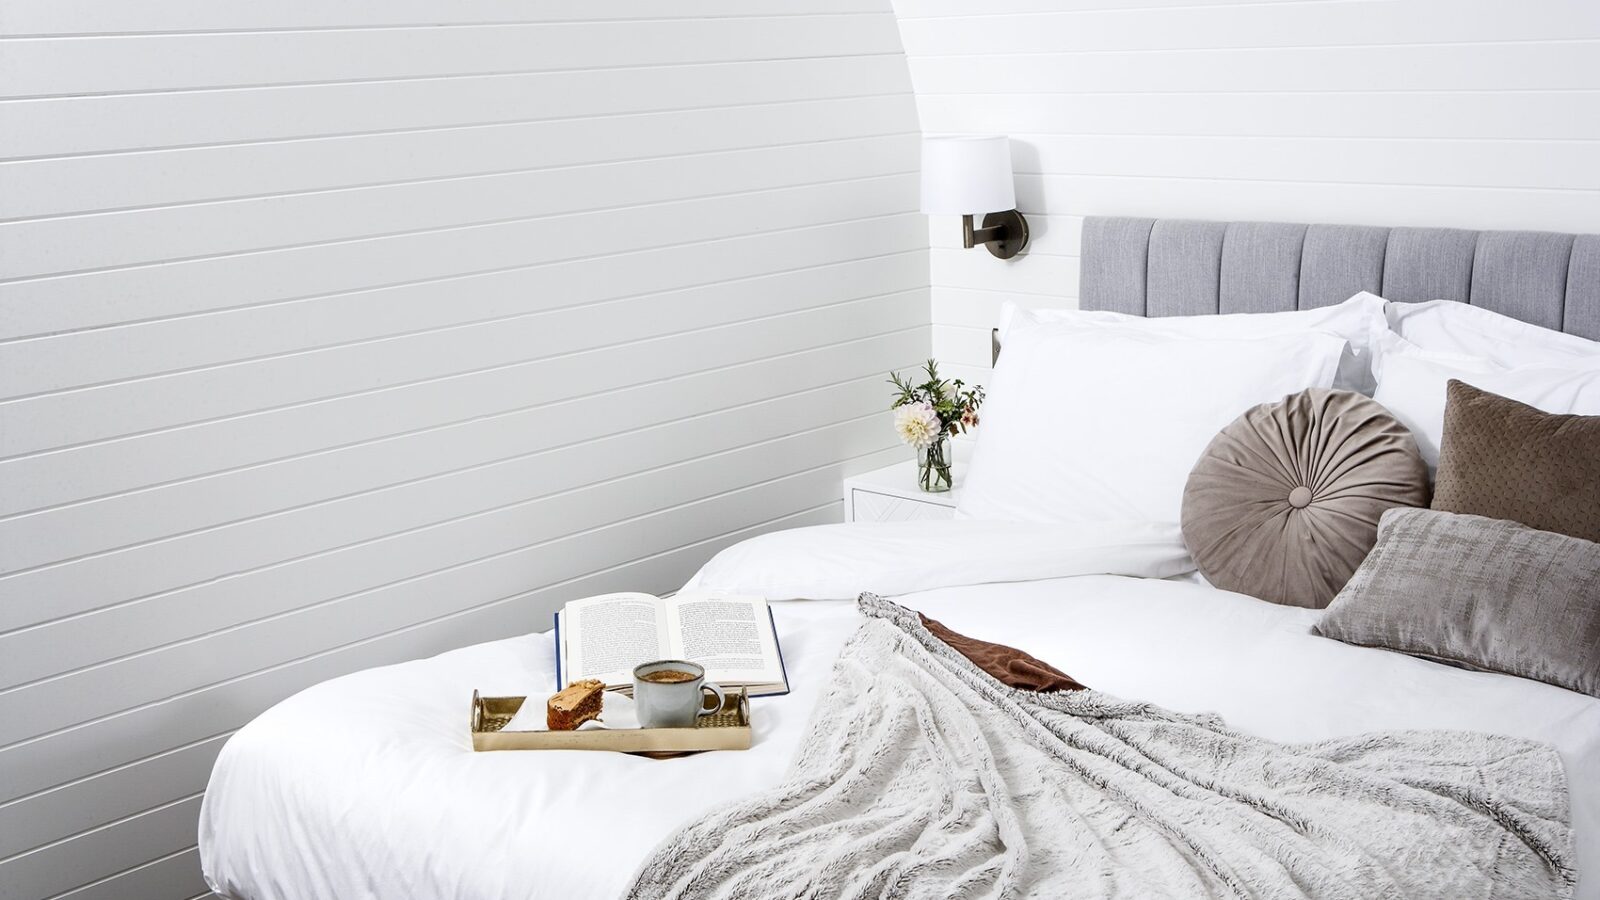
[[546, 679, 605, 731]]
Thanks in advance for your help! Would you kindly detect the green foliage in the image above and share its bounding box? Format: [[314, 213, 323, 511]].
[[887, 358, 986, 437]]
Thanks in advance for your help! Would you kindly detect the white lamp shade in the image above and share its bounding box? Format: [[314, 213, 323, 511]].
[[920, 135, 1016, 215]]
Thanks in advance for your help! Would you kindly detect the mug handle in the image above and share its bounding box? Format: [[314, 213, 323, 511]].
[[697, 681, 726, 718]]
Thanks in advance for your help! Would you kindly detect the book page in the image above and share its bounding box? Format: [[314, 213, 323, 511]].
[[565, 592, 667, 687], [667, 593, 782, 685]]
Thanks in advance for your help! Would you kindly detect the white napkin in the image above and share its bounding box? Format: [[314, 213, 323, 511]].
[[502, 689, 638, 732]]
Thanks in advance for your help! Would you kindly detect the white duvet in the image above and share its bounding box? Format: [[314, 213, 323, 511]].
[[200, 522, 1600, 900]]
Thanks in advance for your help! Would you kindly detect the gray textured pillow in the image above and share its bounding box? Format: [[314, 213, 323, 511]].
[[1181, 389, 1430, 608], [1314, 508, 1600, 698]]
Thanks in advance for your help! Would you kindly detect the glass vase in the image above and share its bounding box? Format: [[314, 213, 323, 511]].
[[917, 436, 953, 493]]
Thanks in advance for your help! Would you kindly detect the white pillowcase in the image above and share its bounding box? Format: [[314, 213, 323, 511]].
[[996, 291, 1389, 394], [1372, 332, 1600, 472], [958, 310, 1348, 526], [1385, 297, 1600, 370]]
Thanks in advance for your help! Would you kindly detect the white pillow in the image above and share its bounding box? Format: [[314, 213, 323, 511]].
[[1385, 298, 1600, 370], [958, 313, 1347, 526], [1372, 333, 1600, 472], [996, 291, 1389, 394]]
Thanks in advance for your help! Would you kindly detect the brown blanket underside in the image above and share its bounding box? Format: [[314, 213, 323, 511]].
[[918, 613, 1085, 692]]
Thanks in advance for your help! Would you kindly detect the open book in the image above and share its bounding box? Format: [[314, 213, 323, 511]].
[[554, 591, 789, 697]]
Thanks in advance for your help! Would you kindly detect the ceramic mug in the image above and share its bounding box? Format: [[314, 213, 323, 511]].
[[632, 660, 725, 729]]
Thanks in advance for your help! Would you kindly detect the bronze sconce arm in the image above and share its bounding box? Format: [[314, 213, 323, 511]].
[[961, 210, 1030, 260]]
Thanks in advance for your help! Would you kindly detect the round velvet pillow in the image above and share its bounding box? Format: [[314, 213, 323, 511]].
[[1181, 388, 1429, 608]]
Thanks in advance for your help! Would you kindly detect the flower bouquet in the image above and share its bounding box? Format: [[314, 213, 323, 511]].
[[888, 359, 985, 493]]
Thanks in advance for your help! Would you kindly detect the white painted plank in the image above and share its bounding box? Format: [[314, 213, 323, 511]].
[[0, 153, 916, 281], [0, 245, 929, 520], [0, 737, 223, 860], [917, 91, 1600, 141], [0, 477, 876, 805], [0, 372, 904, 684], [898, 2, 1600, 54], [1015, 134, 1599, 191], [0, 298, 920, 585], [930, 247, 1079, 298], [1016, 174, 1600, 234], [932, 287, 1079, 329], [0, 328, 929, 633], [3, 244, 924, 408], [0, 56, 913, 160], [51, 848, 207, 900], [898, 0, 1350, 15], [1, 0, 886, 34], [0, 191, 918, 345], [0, 797, 204, 900], [0, 17, 905, 98], [2, 287, 913, 572], [909, 41, 1600, 93], [0, 268, 920, 459], [1, 101, 918, 220]]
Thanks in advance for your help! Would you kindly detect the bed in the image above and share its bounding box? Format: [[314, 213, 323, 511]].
[[200, 218, 1600, 900]]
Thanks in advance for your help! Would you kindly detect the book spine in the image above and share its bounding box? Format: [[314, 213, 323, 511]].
[[553, 611, 563, 691]]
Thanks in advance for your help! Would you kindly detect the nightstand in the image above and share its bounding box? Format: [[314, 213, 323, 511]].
[[844, 459, 963, 522]]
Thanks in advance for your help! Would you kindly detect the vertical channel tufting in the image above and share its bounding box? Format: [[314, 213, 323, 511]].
[[1147, 220, 1228, 316], [1470, 231, 1574, 332], [1382, 228, 1479, 303], [1219, 222, 1306, 313], [1078, 217, 1156, 314], [1299, 225, 1389, 309], [1077, 216, 1599, 339], [1566, 236, 1600, 341]]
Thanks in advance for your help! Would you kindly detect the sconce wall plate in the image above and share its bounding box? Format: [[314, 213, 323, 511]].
[[961, 209, 1030, 260], [980, 210, 1029, 259]]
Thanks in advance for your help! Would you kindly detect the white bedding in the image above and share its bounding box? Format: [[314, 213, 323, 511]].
[[201, 523, 1600, 900]]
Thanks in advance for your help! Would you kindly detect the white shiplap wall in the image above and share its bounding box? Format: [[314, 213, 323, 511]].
[[893, 0, 1600, 389], [0, 3, 926, 897]]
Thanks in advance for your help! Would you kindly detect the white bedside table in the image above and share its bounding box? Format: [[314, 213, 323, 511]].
[[844, 459, 963, 523]]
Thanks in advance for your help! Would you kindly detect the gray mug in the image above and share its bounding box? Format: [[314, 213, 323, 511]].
[[632, 660, 725, 729]]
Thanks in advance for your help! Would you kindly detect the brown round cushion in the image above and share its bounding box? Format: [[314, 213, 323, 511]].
[[1181, 388, 1429, 608]]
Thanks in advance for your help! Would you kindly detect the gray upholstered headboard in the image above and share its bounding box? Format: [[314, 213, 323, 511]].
[[1078, 217, 1600, 340]]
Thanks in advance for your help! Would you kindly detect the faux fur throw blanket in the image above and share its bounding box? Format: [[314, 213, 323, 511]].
[[627, 594, 1574, 900]]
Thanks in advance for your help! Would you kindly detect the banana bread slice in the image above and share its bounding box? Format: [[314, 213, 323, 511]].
[[546, 679, 605, 730]]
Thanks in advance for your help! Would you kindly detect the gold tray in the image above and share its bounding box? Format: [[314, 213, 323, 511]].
[[470, 688, 751, 754]]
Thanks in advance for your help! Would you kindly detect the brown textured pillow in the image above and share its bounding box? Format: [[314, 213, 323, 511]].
[[1433, 379, 1600, 543], [1182, 389, 1430, 608]]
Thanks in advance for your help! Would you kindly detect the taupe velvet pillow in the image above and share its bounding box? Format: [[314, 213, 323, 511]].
[[1181, 389, 1429, 608], [1432, 379, 1600, 543], [1314, 507, 1600, 698]]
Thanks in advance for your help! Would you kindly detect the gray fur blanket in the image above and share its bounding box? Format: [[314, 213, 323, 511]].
[[627, 595, 1574, 900]]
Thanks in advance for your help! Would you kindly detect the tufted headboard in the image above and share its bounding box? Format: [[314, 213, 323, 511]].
[[1078, 217, 1600, 340]]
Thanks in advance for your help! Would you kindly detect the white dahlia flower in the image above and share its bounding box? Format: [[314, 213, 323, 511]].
[[893, 402, 942, 448]]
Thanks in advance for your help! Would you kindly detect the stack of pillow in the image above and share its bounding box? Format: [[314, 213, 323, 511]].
[[960, 293, 1600, 698]]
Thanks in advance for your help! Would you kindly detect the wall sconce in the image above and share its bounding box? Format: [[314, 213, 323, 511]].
[[920, 135, 1029, 260]]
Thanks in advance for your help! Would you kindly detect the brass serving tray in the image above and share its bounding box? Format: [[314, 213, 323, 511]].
[[470, 687, 751, 754]]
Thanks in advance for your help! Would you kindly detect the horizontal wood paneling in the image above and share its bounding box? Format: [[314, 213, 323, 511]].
[[0, 17, 904, 98], [897, 1, 1600, 51], [1, 100, 917, 220], [910, 41, 1600, 93], [896, 0, 1600, 372], [0, 241, 928, 521], [0, 0, 887, 35], [0, 5, 923, 897], [0, 56, 912, 161]]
